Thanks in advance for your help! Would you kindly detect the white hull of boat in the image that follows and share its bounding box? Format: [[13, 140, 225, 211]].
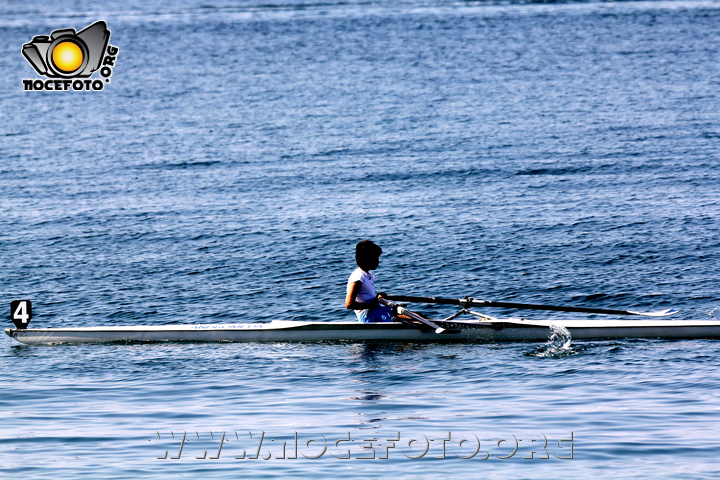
[[6, 319, 720, 345]]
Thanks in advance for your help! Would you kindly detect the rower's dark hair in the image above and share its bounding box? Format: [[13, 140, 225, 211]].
[[356, 240, 382, 268]]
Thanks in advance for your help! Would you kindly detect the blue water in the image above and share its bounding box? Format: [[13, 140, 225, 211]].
[[2, 0, 720, 477]]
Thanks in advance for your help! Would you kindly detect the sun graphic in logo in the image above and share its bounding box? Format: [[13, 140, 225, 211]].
[[51, 41, 84, 73]]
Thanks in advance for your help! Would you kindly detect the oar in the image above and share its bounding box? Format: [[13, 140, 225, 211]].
[[384, 295, 678, 317], [378, 298, 461, 334]]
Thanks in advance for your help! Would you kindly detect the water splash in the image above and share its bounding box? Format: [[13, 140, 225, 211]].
[[548, 324, 572, 350], [525, 324, 575, 358]]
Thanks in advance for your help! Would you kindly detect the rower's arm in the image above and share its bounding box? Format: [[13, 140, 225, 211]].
[[345, 281, 379, 310]]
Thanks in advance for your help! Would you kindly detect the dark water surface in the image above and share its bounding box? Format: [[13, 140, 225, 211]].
[[1, 0, 719, 477]]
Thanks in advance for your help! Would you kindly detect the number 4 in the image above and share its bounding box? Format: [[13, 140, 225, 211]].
[[10, 300, 32, 329]]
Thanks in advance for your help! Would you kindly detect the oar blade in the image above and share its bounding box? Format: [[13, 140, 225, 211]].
[[628, 308, 679, 317]]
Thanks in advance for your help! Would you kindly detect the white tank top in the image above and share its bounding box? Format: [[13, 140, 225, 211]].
[[348, 268, 376, 319]]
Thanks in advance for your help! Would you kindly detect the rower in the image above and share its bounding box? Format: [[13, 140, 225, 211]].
[[345, 240, 393, 323]]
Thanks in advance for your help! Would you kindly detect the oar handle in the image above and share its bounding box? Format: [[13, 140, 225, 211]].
[[379, 297, 454, 334]]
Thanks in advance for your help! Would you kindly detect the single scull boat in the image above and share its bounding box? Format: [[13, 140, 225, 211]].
[[6, 318, 720, 345], [6, 297, 718, 345]]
